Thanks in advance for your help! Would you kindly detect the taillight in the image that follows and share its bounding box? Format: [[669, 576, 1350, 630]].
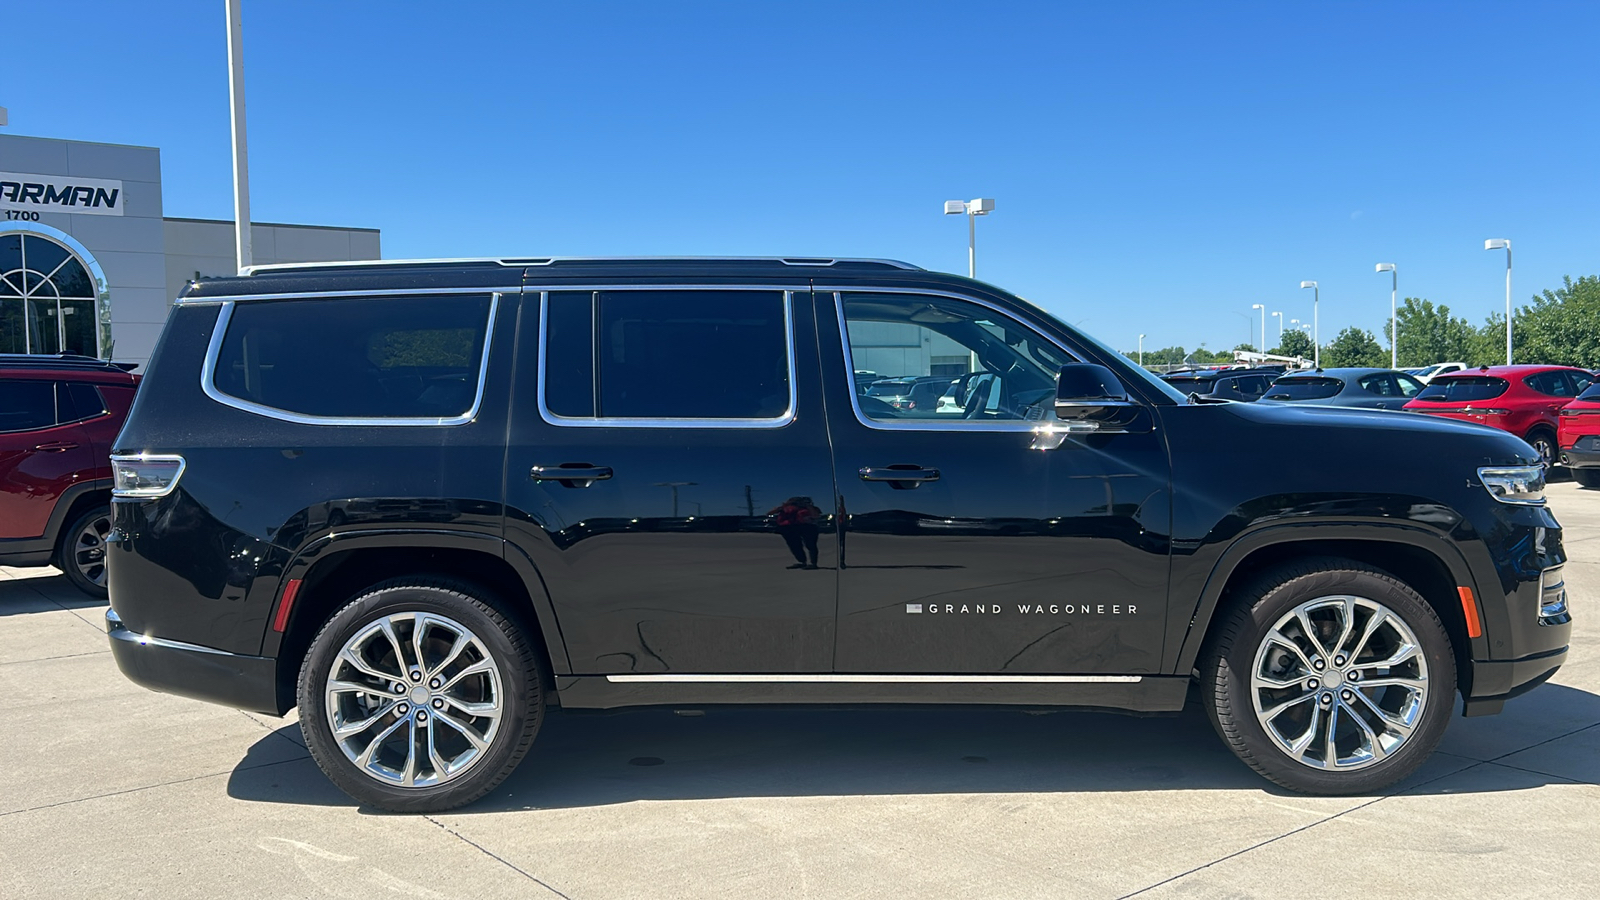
[[110, 454, 187, 498]]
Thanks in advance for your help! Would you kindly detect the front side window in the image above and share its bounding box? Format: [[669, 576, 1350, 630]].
[[542, 290, 791, 423], [840, 293, 1072, 425], [212, 294, 493, 420], [0, 379, 57, 432]]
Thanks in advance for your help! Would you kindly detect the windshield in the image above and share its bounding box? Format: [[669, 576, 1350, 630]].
[[1263, 377, 1343, 401], [1065, 324, 1187, 403], [1415, 376, 1508, 402]]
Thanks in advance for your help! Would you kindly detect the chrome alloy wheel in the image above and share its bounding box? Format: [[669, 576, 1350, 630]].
[[71, 513, 111, 587], [1250, 595, 1428, 770], [325, 612, 504, 788]]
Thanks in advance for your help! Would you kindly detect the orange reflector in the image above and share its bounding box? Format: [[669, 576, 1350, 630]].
[[1458, 586, 1483, 639], [272, 578, 303, 633]]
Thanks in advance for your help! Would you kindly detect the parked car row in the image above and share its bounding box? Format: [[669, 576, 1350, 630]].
[[1162, 363, 1600, 474]]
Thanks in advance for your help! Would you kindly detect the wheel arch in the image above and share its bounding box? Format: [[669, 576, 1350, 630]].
[[47, 480, 113, 563], [1174, 525, 1487, 699], [263, 530, 570, 715]]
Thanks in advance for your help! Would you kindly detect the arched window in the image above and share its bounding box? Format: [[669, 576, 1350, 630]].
[[0, 228, 104, 357]]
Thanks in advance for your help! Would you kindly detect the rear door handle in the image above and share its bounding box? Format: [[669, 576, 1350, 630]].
[[32, 442, 79, 452], [859, 465, 941, 487], [530, 464, 613, 487]]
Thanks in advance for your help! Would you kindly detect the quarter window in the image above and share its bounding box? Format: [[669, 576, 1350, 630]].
[[212, 294, 493, 420], [841, 293, 1071, 424], [542, 290, 791, 422], [1524, 371, 1575, 398]]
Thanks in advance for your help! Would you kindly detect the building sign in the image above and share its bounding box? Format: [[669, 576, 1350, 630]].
[[1, 172, 124, 218]]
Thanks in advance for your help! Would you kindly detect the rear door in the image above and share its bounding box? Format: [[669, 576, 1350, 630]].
[[0, 378, 96, 540], [819, 289, 1172, 675], [503, 285, 838, 674]]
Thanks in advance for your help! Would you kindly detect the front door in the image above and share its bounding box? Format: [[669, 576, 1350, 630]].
[[821, 290, 1172, 674], [0, 378, 96, 539], [504, 286, 837, 674]]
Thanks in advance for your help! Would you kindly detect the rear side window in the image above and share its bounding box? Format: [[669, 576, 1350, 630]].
[[1524, 371, 1576, 397], [1358, 374, 1400, 396], [1415, 376, 1509, 402], [542, 289, 791, 423], [63, 383, 108, 421], [212, 294, 493, 421], [0, 379, 57, 432], [1264, 377, 1343, 401]]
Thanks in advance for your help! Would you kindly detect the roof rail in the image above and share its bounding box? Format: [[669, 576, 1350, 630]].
[[242, 256, 925, 275], [0, 354, 138, 372]]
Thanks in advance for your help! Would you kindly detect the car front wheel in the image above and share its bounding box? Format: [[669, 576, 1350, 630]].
[[298, 579, 544, 812], [1200, 559, 1456, 795]]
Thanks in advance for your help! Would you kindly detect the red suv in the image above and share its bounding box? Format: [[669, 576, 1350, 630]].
[[0, 354, 140, 595], [1559, 380, 1600, 487], [1403, 364, 1595, 466]]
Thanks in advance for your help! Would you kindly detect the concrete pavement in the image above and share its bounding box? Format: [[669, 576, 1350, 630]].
[[2, 483, 1595, 899]]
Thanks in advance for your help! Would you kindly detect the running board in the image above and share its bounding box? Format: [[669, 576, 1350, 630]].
[[553, 674, 1191, 712]]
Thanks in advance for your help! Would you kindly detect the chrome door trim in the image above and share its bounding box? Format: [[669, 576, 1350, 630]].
[[535, 287, 799, 430], [605, 673, 1142, 684], [199, 293, 501, 427]]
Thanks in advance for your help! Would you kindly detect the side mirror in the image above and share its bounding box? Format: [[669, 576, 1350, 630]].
[[1054, 363, 1141, 426]]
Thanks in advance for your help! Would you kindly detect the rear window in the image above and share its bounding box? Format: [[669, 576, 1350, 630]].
[[1578, 381, 1600, 401], [212, 294, 493, 420], [866, 382, 913, 396], [1162, 375, 1217, 390], [1263, 377, 1343, 401], [1415, 376, 1509, 403]]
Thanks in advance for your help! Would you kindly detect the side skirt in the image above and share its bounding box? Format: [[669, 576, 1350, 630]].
[[554, 674, 1191, 712]]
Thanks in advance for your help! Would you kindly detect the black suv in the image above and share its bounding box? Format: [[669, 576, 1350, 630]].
[[107, 257, 1570, 812]]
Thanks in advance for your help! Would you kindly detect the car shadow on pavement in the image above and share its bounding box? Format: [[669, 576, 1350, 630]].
[[0, 572, 107, 615], [226, 681, 1599, 812]]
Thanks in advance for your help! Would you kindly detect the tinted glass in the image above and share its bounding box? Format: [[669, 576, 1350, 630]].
[[1415, 376, 1508, 402], [214, 294, 492, 419], [1358, 374, 1399, 396], [1395, 373, 1424, 396], [1162, 375, 1217, 391], [842, 293, 1069, 423], [0, 379, 57, 432], [543, 291, 596, 417], [1573, 371, 1595, 393], [1263, 377, 1343, 401], [1524, 371, 1575, 397], [65, 383, 107, 420], [1578, 380, 1600, 401], [595, 290, 789, 419]]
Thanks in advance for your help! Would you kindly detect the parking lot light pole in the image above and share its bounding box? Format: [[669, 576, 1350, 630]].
[[1485, 239, 1512, 364], [1300, 281, 1319, 366], [944, 198, 995, 278], [1251, 304, 1266, 355], [1376, 263, 1397, 368], [1138, 334, 1145, 366], [1271, 310, 1282, 346], [226, 0, 252, 274]]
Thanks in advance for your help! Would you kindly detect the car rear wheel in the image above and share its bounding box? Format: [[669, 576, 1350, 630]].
[[1525, 428, 1558, 468], [1574, 468, 1600, 488], [297, 578, 544, 812], [58, 505, 111, 598], [1200, 558, 1455, 795]]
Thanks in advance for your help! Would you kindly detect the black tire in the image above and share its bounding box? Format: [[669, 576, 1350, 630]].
[[1200, 558, 1456, 795], [57, 504, 111, 598], [1525, 427, 1558, 469], [1574, 468, 1600, 489], [297, 578, 544, 812]]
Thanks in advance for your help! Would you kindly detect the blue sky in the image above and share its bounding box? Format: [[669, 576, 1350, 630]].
[[5, 1, 1597, 354]]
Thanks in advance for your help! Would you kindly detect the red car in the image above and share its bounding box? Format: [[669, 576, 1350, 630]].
[[0, 354, 140, 596], [1559, 380, 1600, 487], [1402, 365, 1595, 467]]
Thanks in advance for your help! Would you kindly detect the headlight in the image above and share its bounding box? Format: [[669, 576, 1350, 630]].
[[1478, 465, 1546, 505]]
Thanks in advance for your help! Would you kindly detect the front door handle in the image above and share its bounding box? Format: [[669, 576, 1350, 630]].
[[859, 465, 940, 488], [32, 441, 79, 452], [530, 464, 613, 487]]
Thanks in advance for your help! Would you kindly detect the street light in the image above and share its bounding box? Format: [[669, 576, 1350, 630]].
[[1250, 304, 1266, 355], [1271, 311, 1283, 346], [1138, 333, 1145, 366], [944, 198, 995, 278], [226, 0, 252, 273], [1375, 263, 1397, 369], [1485, 239, 1512, 364], [1300, 281, 1320, 366]]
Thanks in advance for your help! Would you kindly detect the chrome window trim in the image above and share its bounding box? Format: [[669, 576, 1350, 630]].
[[605, 674, 1142, 684], [828, 287, 1082, 433], [176, 285, 522, 306], [537, 287, 798, 429], [199, 293, 501, 427]]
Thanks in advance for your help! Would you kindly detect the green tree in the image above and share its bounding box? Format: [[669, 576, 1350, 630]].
[[1393, 298, 1480, 367], [1272, 329, 1314, 360], [1515, 275, 1600, 367], [1322, 327, 1387, 368]]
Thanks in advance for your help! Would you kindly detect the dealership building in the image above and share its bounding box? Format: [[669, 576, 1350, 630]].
[[1, 132, 380, 368]]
